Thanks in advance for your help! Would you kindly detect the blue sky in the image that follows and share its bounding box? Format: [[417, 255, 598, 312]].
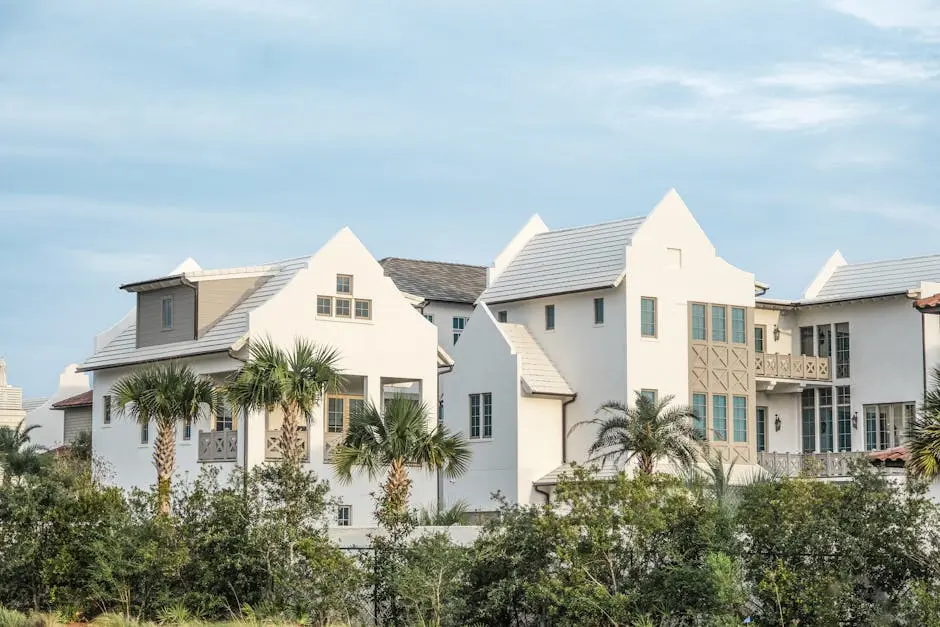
[[1, 0, 938, 396]]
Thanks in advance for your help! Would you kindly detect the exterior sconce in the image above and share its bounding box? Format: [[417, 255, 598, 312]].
[[773, 325, 781, 341], [774, 414, 781, 432], [852, 411, 858, 429]]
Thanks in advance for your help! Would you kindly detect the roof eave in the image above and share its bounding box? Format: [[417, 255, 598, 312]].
[[484, 283, 618, 306], [120, 274, 195, 293], [77, 348, 233, 373]]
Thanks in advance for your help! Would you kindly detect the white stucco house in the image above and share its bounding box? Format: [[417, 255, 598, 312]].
[[22, 364, 91, 449], [79, 228, 445, 526], [441, 190, 765, 512]]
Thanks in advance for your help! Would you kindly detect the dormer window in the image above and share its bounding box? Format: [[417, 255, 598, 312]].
[[336, 274, 352, 294], [161, 297, 174, 331]]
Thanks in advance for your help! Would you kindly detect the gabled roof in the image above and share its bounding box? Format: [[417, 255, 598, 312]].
[[480, 216, 647, 304], [499, 323, 573, 396], [22, 398, 48, 412], [813, 254, 940, 302], [379, 257, 486, 304], [52, 390, 93, 409], [80, 256, 310, 372]]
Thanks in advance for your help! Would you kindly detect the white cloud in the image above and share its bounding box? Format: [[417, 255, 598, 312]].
[[758, 50, 940, 91], [832, 196, 940, 231], [828, 0, 940, 40], [65, 249, 170, 278], [737, 96, 872, 130]]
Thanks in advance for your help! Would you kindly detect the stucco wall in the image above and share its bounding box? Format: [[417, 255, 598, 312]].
[[421, 301, 475, 356], [517, 395, 563, 504], [441, 305, 520, 511]]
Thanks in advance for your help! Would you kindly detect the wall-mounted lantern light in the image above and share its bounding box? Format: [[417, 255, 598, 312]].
[[773, 325, 781, 341], [774, 414, 781, 432], [852, 411, 858, 429]]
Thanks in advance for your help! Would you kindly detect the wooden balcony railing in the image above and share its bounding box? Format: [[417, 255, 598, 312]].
[[757, 451, 865, 478], [198, 430, 238, 463], [265, 428, 309, 462], [755, 353, 831, 381]]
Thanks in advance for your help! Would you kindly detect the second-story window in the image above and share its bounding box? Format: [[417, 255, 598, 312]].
[[712, 395, 727, 441], [103, 394, 112, 425], [731, 307, 746, 344], [317, 296, 333, 316], [754, 326, 765, 353], [711, 306, 726, 342], [335, 298, 352, 318], [183, 417, 192, 441], [545, 305, 555, 330], [161, 296, 174, 330], [835, 322, 850, 378], [215, 402, 234, 431], [497, 310, 508, 323], [641, 297, 657, 337], [800, 326, 814, 356], [469, 393, 492, 439], [354, 299, 371, 320], [140, 421, 150, 445], [337, 505, 352, 527], [423, 313, 434, 323], [336, 274, 352, 294], [691, 303, 706, 340], [453, 317, 467, 344], [691, 393, 707, 439], [594, 298, 605, 325]]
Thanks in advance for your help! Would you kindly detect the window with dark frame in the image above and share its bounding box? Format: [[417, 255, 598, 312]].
[[800, 326, 814, 356], [469, 394, 481, 439], [161, 296, 173, 330], [691, 303, 706, 340], [594, 298, 605, 325], [183, 418, 192, 441], [317, 296, 333, 316], [497, 310, 508, 323], [756, 406, 767, 452], [335, 298, 352, 317], [712, 395, 727, 441], [453, 317, 467, 344], [140, 421, 149, 445], [711, 306, 726, 342], [754, 326, 765, 353], [354, 299, 371, 319], [731, 307, 746, 344], [545, 304, 555, 330], [103, 394, 112, 425], [336, 274, 352, 294], [733, 396, 747, 442], [692, 393, 707, 439]]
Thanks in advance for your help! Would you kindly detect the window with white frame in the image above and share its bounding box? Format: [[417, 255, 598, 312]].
[[837, 386, 851, 452], [801, 388, 816, 453], [711, 306, 726, 342], [864, 402, 913, 451], [317, 296, 333, 316], [731, 307, 746, 344], [799, 326, 814, 356], [326, 395, 364, 434], [692, 393, 707, 439], [183, 417, 192, 441], [354, 299, 371, 320], [452, 317, 467, 344], [337, 505, 351, 527], [835, 322, 850, 378], [756, 406, 767, 452], [691, 303, 706, 340], [336, 274, 352, 294], [140, 421, 149, 445], [335, 298, 352, 318], [641, 297, 657, 337], [640, 389, 658, 404], [215, 402, 234, 431], [818, 387, 834, 453], [712, 395, 727, 441], [469, 393, 492, 439], [733, 396, 747, 442], [161, 296, 174, 331]]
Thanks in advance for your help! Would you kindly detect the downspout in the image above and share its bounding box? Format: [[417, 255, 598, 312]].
[[228, 347, 249, 499], [562, 393, 578, 463], [533, 483, 552, 505], [436, 364, 454, 512], [922, 311, 928, 401]]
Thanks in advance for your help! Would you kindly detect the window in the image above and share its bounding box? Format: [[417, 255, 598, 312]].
[[711, 306, 726, 342], [337, 505, 351, 527], [818, 387, 833, 453], [423, 313, 434, 323], [640, 297, 657, 337], [865, 402, 914, 450], [756, 406, 767, 453], [692, 393, 707, 439], [712, 395, 727, 441], [215, 402, 234, 432], [837, 386, 851, 452], [328, 397, 345, 433], [754, 326, 765, 353], [183, 418, 192, 441], [336, 274, 352, 294], [497, 310, 508, 323], [469, 394, 481, 439], [482, 392, 493, 439], [733, 396, 747, 442], [835, 322, 850, 378], [317, 296, 333, 316], [731, 308, 746, 344], [801, 388, 816, 453], [865, 406, 877, 451], [335, 298, 351, 318], [640, 389, 658, 404], [103, 394, 112, 425], [817, 325, 832, 358], [594, 298, 605, 325], [691, 303, 706, 340], [354, 299, 371, 320], [800, 327, 814, 356], [452, 317, 467, 344], [161, 296, 173, 331], [140, 421, 149, 445], [545, 304, 555, 330]]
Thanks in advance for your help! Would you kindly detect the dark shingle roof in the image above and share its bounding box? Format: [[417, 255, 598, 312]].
[[52, 390, 93, 409], [380, 258, 487, 304]]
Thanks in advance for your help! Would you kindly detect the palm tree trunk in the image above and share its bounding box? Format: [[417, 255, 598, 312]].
[[638, 453, 654, 475], [153, 420, 177, 515], [384, 457, 412, 519], [278, 406, 301, 468]]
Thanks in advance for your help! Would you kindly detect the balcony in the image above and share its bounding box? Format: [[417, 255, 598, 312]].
[[265, 428, 309, 462], [757, 451, 866, 478], [755, 353, 830, 381], [198, 430, 238, 463]]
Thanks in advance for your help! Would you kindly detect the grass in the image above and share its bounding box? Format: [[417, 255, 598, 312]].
[[0, 608, 357, 627]]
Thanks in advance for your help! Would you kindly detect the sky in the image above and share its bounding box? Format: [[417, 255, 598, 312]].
[[1, 0, 938, 397]]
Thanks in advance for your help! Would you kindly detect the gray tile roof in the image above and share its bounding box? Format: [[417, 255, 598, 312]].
[[499, 323, 573, 396], [80, 256, 310, 372], [379, 258, 486, 304], [22, 398, 48, 412], [813, 254, 940, 301], [480, 216, 647, 304]]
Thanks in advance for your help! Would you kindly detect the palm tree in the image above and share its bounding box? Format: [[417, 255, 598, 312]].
[[331, 396, 471, 519], [575, 391, 700, 475], [0, 422, 47, 486], [226, 336, 343, 468], [908, 366, 940, 479], [113, 362, 219, 514]]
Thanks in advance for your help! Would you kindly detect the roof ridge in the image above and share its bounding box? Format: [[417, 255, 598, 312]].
[[838, 252, 940, 269], [539, 214, 646, 236], [379, 256, 487, 269]]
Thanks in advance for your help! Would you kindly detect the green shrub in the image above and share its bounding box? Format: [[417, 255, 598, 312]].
[[0, 607, 27, 627]]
